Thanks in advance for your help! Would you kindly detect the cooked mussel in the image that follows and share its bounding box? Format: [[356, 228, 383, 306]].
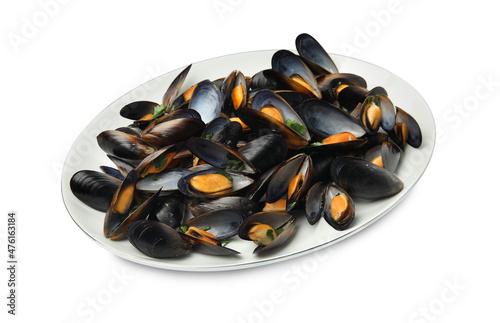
[[97, 130, 156, 165], [330, 157, 404, 199], [295, 33, 339, 75], [70, 170, 121, 212], [188, 80, 222, 123], [141, 116, 205, 149], [363, 141, 402, 173], [127, 220, 192, 258], [238, 134, 287, 173], [189, 196, 261, 217], [238, 212, 296, 253], [148, 193, 186, 229]]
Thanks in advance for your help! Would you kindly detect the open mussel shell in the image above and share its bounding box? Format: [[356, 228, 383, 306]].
[[330, 157, 404, 200], [230, 71, 248, 110], [136, 168, 192, 194], [182, 210, 245, 241], [298, 99, 366, 139], [70, 170, 120, 212], [238, 212, 296, 254], [177, 168, 254, 198], [337, 84, 370, 111], [120, 101, 158, 121], [236, 107, 309, 149], [394, 107, 422, 148], [202, 117, 243, 149], [238, 134, 287, 173], [365, 94, 396, 132], [250, 90, 311, 141], [188, 79, 222, 123], [266, 153, 312, 211], [107, 155, 135, 178], [99, 166, 124, 181], [103, 170, 137, 238], [244, 164, 280, 202], [127, 220, 192, 258], [316, 73, 368, 103], [187, 137, 256, 174], [141, 116, 205, 149], [364, 141, 402, 173], [97, 130, 156, 166], [109, 189, 161, 240], [272, 50, 321, 99], [322, 184, 355, 231], [275, 90, 311, 111], [134, 144, 178, 179], [189, 196, 261, 218], [147, 194, 185, 229], [295, 33, 339, 74], [162, 64, 192, 109]]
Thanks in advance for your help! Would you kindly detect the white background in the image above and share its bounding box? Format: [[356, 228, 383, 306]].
[[2, 1, 499, 322]]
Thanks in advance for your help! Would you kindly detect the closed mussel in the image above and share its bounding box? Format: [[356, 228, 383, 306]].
[[70, 170, 121, 212]]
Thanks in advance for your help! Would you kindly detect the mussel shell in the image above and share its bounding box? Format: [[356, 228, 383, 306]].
[[295, 33, 339, 74], [244, 164, 280, 202], [162, 64, 192, 108], [275, 90, 311, 112], [330, 157, 404, 200], [141, 117, 205, 149], [378, 95, 396, 132], [183, 210, 245, 240], [148, 194, 185, 228], [364, 141, 402, 173], [136, 168, 193, 193], [70, 170, 120, 212], [109, 189, 161, 240], [103, 170, 137, 237], [210, 121, 243, 149], [186, 137, 256, 174], [97, 130, 156, 165], [266, 153, 312, 211], [120, 101, 158, 120], [177, 168, 254, 198], [184, 237, 240, 256], [298, 99, 366, 139], [188, 80, 222, 123], [272, 50, 321, 99], [238, 134, 287, 173], [99, 166, 124, 181], [107, 154, 135, 177], [395, 107, 422, 148], [236, 107, 309, 149], [238, 212, 296, 254], [322, 184, 355, 230], [300, 138, 368, 155], [304, 182, 327, 225], [127, 220, 192, 258], [134, 144, 178, 178], [337, 84, 369, 111], [189, 196, 261, 217]]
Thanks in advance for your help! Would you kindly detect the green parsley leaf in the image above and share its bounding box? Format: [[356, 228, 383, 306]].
[[152, 104, 167, 119], [164, 203, 169, 207], [169, 104, 176, 113], [276, 228, 284, 236], [221, 153, 244, 171], [180, 225, 188, 233], [349, 136, 353, 141], [216, 170, 233, 182], [152, 156, 168, 170], [201, 226, 211, 231], [205, 133, 213, 140], [266, 229, 275, 241], [285, 119, 307, 136], [148, 173, 160, 181], [221, 240, 230, 247], [310, 142, 324, 146], [288, 201, 296, 209]]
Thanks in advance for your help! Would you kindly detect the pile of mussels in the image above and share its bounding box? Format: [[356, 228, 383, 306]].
[[70, 33, 422, 258]]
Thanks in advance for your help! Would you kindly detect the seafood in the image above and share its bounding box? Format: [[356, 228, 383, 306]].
[[69, 32, 425, 261]]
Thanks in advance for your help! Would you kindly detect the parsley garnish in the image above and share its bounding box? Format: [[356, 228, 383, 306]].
[[152, 156, 168, 170], [180, 225, 188, 233], [266, 229, 275, 241], [285, 119, 307, 136], [148, 173, 160, 181], [152, 104, 167, 119], [216, 170, 233, 182], [221, 153, 244, 171]]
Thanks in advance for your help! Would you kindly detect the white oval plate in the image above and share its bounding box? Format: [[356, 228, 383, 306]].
[[61, 50, 435, 271]]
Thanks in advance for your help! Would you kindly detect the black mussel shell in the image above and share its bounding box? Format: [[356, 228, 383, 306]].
[[238, 134, 287, 173], [97, 130, 156, 165], [70, 170, 120, 212], [304, 182, 327, 225], [337, 84, 369, 111], [136, 168, 193, 194], [298, 99, 366, 139], [120, 101, 158, 120], [148, 194, 186, 228], [364, 142, 402, 173], [189, 196, 261, 217], [188, 80, 222, 124], [127, 220, 192, 258], [295, 33, 339, 74], [330, 157, 404, 200], [275, 90, 311, 112], [322, 184, 355, 231], [162, 64, 192, 108], [182, 210, 245, 241], [395, 107, 422, 148], [141, 117, 205, 149], [99, 166, 124, 181]]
